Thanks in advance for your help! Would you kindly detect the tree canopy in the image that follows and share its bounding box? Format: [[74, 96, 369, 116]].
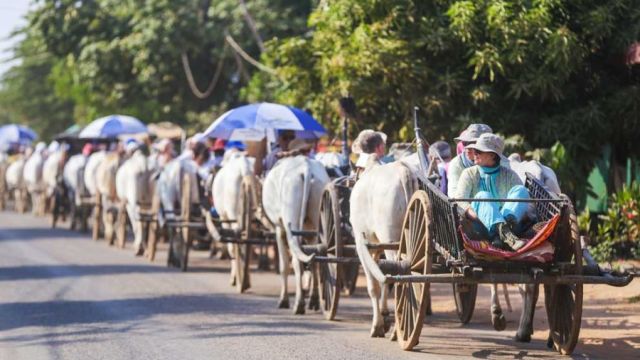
[[0, 0, 639, 200]]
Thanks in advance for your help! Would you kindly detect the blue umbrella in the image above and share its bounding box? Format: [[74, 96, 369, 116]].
[[203, 103, 326, 140], [0, 124, 38, 149], [79, 114, 147, 138]]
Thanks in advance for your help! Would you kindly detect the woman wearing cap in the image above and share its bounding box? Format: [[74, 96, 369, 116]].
[[447, 123, 493, 197], [455, 133, 530, 251]]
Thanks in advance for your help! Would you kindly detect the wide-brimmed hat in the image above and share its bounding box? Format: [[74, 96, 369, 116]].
[[352, 129, 387, 154], [289, 139, 314, 152], [454, 124, 493, 142], [429, 140, 452, 160], [465, 133, 504, 157]]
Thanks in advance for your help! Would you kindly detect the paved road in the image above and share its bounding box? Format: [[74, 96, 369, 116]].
[[1, 212, 638, 359]]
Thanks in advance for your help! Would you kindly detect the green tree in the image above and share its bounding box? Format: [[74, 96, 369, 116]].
[[245, 0, 640, 201]]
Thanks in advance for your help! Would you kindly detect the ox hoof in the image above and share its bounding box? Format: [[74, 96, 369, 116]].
[[383, 318, 392, 333], [370, 325, 386, 338], [278, 298, 290, 309], [491, 312, 507, 332], [229, 276, 236, 287], [294, 300, 306, 315], [515, 331, 532, 343], [390, 324, 398, 342], [426, 304, 433, 316], [308, 294, 320, 311]]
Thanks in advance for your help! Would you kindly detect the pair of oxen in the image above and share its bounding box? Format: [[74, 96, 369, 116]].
[[1, 143, 61, 215], [213, 145, 561, 344]]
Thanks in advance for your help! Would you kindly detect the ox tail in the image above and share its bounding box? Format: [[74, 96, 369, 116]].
[[285, 160, 315, 264]]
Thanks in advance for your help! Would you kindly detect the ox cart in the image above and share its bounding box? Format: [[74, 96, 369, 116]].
[[212, 173, 277, 293], [145, 171, 213, 271], [301, 112, 634, 354]]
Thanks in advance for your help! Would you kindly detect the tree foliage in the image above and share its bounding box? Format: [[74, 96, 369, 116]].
[[245, 0, 640, 199], [0, 0, 313, 138]]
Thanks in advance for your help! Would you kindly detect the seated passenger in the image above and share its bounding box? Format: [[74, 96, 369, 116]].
[[447, 123, 493, 197], [455, 133, 530, 251], [263, 130, 295, 175]]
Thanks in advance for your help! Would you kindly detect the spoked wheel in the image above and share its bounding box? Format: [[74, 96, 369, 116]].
[[545, 194, 583, 355], [453, 282, 477, 324], [395, 190, 432, 351], [235, 176, 253, 293], [317, 184, 342, 320]]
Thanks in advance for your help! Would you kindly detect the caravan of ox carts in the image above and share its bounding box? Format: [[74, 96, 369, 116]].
[[0, 107, 635, 356]]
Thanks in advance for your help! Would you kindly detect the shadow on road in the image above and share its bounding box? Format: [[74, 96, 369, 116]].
[[0, 264, 173, 281], [0, 293, 338, 334], [0, 227, 86, 242]]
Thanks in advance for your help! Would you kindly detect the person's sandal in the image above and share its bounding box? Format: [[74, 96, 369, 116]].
[[498, 222, 526, 251]]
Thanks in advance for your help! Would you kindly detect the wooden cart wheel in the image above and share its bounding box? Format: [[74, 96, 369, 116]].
[[147, 191, 161, 261], [234, 176, 253, 293], [453, 283, 477, 324], [317, 184, 342, 320], [544, 194, 583, 355], [395, 190, 432, 351], [342, 230, 359, 296]]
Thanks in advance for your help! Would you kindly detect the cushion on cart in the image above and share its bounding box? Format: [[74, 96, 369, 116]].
[[460, 214, 560, 263]]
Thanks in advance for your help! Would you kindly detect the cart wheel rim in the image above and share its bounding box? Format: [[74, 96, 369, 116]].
[[318, 185, 341, 320], [236, 178, 253, 293], [395, 190, 431, 351], [544, 194, 583, 355], [453, 283, 477, 324]]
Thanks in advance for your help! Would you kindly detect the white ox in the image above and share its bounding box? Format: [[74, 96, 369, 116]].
[[94, 152, 124, 242], [43, 150, 65, 198], [349, 159, 417, 337], [156, 154, 200, 224], [23, 143, 47, 215], [350, 153, 561, 342], [483, 154, 562, 342], [84, 151, 107, 198], [262, 156, 330, 314], [5, 156, 28, 212], [115, 148, 154, 254], [211, 150, 254, 288]]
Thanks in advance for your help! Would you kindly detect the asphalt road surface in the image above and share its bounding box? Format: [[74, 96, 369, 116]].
[[1, 211, 638, 360]]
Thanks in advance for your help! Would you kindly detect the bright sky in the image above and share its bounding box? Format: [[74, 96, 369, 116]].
[[0, 0, 33, 77]]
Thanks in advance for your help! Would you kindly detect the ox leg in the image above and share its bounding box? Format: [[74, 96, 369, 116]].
[[292, 257, 306, 315], [227, 242, 237, 286], [308, 264, 320, 311], [130, 207, 145, 256], [490, 284, 507, 331], [357, 234, 385, 337], [515, 284, 539, 342], [378, 251, 392, 332], [275, 224, 290, 309]]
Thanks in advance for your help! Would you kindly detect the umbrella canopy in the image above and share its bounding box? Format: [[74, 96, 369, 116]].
[[0, 124, 38, 149], [203, 103, 326, 141], [54, 124, 83, 141], [79, 114, 147, 139]]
